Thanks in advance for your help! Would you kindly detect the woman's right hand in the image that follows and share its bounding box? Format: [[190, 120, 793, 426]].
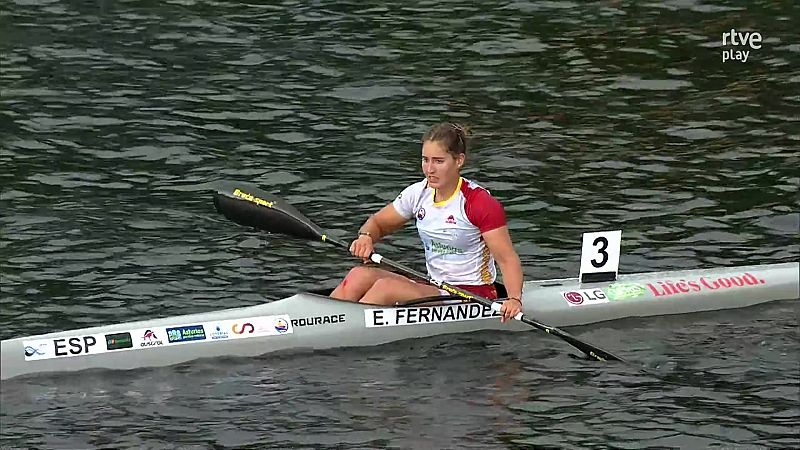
[[350, 235, 374, 262]]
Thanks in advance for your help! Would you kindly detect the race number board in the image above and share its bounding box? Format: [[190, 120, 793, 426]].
[[579, 230, 621, 283]]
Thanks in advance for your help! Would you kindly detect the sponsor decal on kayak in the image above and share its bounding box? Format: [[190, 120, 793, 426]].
[[24, 343, 47, 357], [365, 303, 499, 327], [23, 341, 50, 360], [647, 272, 766, 297], [562, 289, 608, 306], [167, 325, 206, 343], [210, 324, 230, 340], [605, 283, 647, 301], [106, 332, 133, 350], [138, 329, 165, 347], [291, 314, 346, 327], [232, 322, 255, 334], [274, 318, 290, 333]]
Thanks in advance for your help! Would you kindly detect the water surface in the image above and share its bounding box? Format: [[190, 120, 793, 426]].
[[1, 0, 798, 448]]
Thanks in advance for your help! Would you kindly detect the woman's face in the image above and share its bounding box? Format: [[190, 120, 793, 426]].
[[421, 140, 464, 189]]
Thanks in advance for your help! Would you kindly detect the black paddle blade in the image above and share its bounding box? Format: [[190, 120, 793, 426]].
[[213, 182, 325, 241]]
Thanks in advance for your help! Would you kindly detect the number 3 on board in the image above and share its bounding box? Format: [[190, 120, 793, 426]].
[[579, 230, 621, 283]]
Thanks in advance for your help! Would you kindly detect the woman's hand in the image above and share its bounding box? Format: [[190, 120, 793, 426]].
[[500, 297, 522, 323], [350, 234, 374, 262]]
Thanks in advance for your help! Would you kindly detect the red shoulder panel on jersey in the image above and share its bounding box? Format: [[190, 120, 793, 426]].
[[462, 181, 507, 233]]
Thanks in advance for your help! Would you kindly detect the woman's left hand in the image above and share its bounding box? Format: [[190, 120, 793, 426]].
[[500, 298, 522, 323]]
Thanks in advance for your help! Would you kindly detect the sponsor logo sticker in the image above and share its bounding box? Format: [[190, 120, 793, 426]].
[[647, 272, 766, 297], [561, 289, 608, 307], [23, 341, 49, 359], [274, 318, 290, 333], [231, 322, 255, 335], [606, 283, 647, 301], [138, 329, 165, 347], [210, 324, 230, 340], [24, 345, 45, 357], [167, 325, 206, 343], [232, 188, 274, 208], [105, 332, 133, 350]]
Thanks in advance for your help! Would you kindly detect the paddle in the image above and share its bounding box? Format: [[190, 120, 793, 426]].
[[212, 181, 629, 363]]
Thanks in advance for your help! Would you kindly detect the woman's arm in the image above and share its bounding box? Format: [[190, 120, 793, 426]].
[[357, 203, 409, 243], [350, 203, 410, 260], [482, 226, 524, 322]]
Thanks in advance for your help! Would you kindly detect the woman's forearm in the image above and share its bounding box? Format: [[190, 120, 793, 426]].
[[497, 254, 524, 301], [358, 215, 383, 243]]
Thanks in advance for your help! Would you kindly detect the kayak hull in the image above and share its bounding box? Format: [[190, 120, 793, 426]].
[[2, 262, 797, 381]]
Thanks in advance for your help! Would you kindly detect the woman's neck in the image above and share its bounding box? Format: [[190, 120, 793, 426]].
[[434, 177, 460, 203]]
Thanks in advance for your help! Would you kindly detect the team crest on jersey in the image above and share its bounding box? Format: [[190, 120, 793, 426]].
[[445, 214, 456, 224], [416, 208, 426, 221]]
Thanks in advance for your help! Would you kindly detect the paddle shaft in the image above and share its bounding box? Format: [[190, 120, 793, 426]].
[[323, 236, 625, 362]]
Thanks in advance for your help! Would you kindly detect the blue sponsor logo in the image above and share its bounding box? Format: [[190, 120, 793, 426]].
[[24, 345, 45, 357], [166, 325, 206, 343]]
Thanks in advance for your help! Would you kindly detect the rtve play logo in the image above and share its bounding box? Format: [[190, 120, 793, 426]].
[[721, 28, 762, 63]]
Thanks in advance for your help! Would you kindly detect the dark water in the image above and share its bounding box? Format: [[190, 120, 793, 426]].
[[2, 0, 799, 448]]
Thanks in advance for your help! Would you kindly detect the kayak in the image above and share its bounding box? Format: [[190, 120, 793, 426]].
[[2, 261, 797, 381]]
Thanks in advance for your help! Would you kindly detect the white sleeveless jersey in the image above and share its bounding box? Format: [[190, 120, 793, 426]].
[[392, 177, 507, 285]]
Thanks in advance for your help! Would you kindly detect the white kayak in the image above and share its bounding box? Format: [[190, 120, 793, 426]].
[[1, 261, 797, 381]]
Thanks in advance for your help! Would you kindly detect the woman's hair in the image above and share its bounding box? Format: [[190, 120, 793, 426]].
[[422, 122, 471, 157]]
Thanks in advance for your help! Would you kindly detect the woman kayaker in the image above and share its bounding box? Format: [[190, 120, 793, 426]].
[[330, 122, 524, 323]]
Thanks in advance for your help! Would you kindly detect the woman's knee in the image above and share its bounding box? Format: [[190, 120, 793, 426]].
[[359, 277, 404, 304], [345, 265, 381, 283], [332, 265, 380, 301], [341, 265, 394, 293]]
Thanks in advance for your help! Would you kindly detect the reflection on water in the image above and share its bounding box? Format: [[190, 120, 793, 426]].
[[1, 0, 798, 448]]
